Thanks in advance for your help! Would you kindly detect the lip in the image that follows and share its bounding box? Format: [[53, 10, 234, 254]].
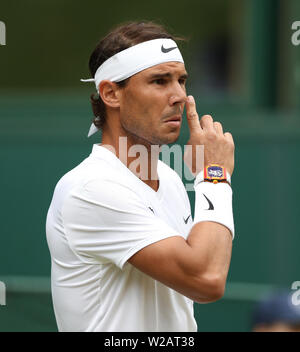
[[165, 120, 181, 128], [164, 115, 182, 125]]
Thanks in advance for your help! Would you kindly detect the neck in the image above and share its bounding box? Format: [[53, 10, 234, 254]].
[[101, 124, 160, 192]]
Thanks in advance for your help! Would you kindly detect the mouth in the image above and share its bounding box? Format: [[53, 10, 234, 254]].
[[164, 114, 182, 127]]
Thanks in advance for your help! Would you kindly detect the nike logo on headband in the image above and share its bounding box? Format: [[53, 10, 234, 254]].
[[161, 45, 178, 53]]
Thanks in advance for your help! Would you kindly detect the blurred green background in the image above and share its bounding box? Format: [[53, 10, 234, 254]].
[[0, 0, 300, 331]]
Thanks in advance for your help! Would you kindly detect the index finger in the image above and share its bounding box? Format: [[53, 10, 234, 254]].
[[185, 96, 202, 133]]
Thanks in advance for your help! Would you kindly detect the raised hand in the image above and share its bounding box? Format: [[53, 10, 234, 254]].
[[184, 95, 235, 176]]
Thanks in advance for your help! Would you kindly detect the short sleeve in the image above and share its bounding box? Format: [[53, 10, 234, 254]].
[[62, 178, 181, 269]]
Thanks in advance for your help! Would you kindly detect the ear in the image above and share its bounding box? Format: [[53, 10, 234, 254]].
[[98, 80, 121, 108]]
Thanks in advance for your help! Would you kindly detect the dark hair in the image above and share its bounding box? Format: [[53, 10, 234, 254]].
[[88, 21, 184, 130]]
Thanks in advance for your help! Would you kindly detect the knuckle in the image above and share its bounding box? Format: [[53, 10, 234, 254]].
[[202, 114, 213, 123], [226, 139, 235, 151], [206, 130, 217, 140], [192, 132, 203, 142], [187, 111, 198, 119]]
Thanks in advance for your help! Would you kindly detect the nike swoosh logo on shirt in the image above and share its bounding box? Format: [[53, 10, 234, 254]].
[[161, 45, 177, 53], [183, 215, 191, 224], [203, 194, 214, 210]]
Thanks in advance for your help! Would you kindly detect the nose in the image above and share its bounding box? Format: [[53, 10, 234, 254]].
[[168, 82, 187, 107]]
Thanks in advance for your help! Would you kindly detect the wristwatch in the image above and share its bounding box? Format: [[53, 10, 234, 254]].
[[194, 164, 231, 187]]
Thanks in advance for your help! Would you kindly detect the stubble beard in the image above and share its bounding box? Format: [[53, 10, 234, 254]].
[[120, 117, 180, 147]]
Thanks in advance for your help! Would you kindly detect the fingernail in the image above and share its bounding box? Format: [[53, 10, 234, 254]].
[[187, 96, 194, 103]]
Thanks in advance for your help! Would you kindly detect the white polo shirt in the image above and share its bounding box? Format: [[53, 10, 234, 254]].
[[46, 144, 197, 332]]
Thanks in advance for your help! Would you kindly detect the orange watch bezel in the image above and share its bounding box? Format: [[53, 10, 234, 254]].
[[204, 164, 227, 183]]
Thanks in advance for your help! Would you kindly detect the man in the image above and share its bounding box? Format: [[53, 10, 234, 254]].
[[46, 21, 235, 332]]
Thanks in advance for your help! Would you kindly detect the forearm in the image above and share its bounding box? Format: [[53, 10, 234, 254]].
[[186, 222, 232, 288]]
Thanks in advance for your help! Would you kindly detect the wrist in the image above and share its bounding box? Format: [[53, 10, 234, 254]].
[[194, 176, 235, 239], [194, 164, 231, 187]]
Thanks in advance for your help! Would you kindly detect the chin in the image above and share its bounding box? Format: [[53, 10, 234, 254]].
[[152, 132, 180, 146], [167, 134, 180, 144], [166, 128, 181, 143]]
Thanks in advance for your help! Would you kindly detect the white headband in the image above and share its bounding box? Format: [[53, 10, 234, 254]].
[[80, 38, 184, 137]]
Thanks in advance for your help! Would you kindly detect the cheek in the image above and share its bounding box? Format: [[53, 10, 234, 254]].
[[139, 91, 166, 119], [122, 90, 162, 121]]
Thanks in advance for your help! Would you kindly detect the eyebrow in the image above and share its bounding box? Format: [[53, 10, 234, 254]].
[[148, 72, 188, 80]]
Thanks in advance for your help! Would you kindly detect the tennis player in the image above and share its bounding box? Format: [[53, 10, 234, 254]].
[[46, 21, 235, 332]]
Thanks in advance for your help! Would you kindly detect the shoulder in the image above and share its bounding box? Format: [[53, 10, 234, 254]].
[[63, 156, 145, 210], [53, 150, 141, 209]]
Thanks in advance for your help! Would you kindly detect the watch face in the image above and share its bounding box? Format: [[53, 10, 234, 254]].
[[205, 165, 226, 180]]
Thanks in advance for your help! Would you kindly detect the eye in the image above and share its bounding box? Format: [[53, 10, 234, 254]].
[[179, 78, 186, 86], [153, 78, 166, 85]]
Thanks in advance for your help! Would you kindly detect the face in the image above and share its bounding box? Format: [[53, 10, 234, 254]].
[[117, 62, 188, 146]]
